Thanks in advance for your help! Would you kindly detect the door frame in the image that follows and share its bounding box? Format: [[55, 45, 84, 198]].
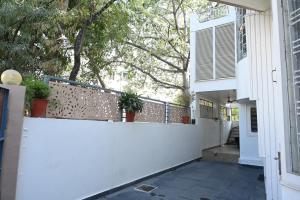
[[272, 0, 300, 196]]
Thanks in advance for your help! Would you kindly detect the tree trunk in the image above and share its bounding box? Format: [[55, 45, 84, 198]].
[[96, 73, 106, 88], [69, 28, 86, 81], [182, 71, 189, 94], [68, 0, 117, 81]]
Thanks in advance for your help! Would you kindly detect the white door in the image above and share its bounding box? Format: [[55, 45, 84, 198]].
[[273, 0, 300, 198]]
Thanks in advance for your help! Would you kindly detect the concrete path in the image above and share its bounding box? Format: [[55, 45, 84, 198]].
[[96, 160, 266, 200]]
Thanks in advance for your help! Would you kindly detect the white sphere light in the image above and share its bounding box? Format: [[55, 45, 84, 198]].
[[1, 69, 22, 85]]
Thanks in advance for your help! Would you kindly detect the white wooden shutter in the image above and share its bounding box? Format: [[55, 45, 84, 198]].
[[215, 23, 235, 79], [195, 28, 213, 81]]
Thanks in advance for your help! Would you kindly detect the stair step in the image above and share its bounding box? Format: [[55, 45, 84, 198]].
[[227, 126, 240, 145]]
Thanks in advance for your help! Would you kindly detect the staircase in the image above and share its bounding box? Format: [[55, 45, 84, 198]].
[[227, 126, 239, 147]]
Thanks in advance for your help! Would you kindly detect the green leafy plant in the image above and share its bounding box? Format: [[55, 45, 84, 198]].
[[174, 92, 191, 107], [118, 91, 144, 113], [22, 77, 50, 109]]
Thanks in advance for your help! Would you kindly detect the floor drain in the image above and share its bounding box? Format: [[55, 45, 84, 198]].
[[200, 198, 210, 200], [135, 184, 157, 193]]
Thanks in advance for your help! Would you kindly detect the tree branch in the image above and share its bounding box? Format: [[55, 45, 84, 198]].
[[88, 0, 117, 26], [69, 0, 117, 80], [125, 41, 184, 72], [12, 16, 27, 42], [116, 61, 184, 90], [171, 0, 181, 36], [96, 73, 106, 88], [184, 51, 190, 71]]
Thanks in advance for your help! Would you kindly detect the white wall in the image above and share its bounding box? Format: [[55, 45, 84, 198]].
[[16, 118, 207, 200], [236, 57, 250, 100], [198, 118, 222, 149], [221, 120, 232, 145], [238, 103, 263, 166]]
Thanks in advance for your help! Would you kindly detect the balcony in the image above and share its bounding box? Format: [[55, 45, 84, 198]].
[[197, 5, 230, 23], [190, 6, 237, 93]]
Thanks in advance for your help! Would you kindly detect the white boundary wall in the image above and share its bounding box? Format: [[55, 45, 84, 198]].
[[15, 118, 217, 200]]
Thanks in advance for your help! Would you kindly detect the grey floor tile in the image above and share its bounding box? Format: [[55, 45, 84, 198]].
[[96, 161, 266, 200]]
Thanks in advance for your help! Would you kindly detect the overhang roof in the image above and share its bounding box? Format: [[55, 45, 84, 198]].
[[210, 0, 271, 11]]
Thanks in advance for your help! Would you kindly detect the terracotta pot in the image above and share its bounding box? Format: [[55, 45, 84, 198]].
[[126, 112, 135, 122], [182, 116, 190, 124], [31, 99, 48, 118]]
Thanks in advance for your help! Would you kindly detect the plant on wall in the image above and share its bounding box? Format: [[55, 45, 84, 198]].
[[22, 77, 50, 117], [118, 91, 143, 122], [174, 92, 191, 124]]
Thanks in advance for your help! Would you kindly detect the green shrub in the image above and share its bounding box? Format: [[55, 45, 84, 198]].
[[22, 77, 50, 108], [118, 91, 143, 113], [174, 92, 190, 106]]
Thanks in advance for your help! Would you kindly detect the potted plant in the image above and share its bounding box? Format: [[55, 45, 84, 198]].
[[118, 91, 143, 122], [23, 77, 50, 117], [175, 92, 191, 124]]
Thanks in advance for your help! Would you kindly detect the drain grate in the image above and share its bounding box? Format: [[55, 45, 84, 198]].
[[135, 184, 157, 193]]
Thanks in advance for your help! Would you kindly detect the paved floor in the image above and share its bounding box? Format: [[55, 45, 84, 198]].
[[202, 145, 240, 163], [97, 160, 266, 200]]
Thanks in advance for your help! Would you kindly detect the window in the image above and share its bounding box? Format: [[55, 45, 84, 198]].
[[250, 107, 258, 132], [284, 0, 300, 174], [231, 107, 239, 122], [199, 99, 213, 119], [237, 8, 247, 61]]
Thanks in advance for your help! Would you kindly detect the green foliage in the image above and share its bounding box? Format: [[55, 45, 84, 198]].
[[114, 0, 213, 94], [0, 0, 213, 102], [65, 0, 132, 83], [0, 0, 69, 77], [231, 107, 239, 122], [118, 91, 144, 113], [22, 77, 50, 109], [174, 92, 190, 106]]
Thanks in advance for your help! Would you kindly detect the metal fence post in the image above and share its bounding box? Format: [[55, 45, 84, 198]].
[[43, 75, 50, 84], [165, 102, 170, 124]]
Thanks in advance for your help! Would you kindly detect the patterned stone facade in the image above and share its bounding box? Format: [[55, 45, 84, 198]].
[[46, 82, 121, 121], [46, 82, 190, 123]]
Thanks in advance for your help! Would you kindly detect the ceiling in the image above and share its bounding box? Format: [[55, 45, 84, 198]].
[[198, 89, 236, 105]]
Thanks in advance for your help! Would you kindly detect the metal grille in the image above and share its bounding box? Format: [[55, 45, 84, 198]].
[[0, 88, 8, 169], [135, 184, 157, 193], [195, 28, 213, 81], [215, 23, 235, 78], [199, 99, 213, 119], [237, 8, 247, 61], [286, 0, 300, 174]]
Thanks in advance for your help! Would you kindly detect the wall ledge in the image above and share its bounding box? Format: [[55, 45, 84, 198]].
[[239, 156, 264, 167]]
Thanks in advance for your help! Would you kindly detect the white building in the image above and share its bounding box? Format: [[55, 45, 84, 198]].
[[190, 1, 300, 199]]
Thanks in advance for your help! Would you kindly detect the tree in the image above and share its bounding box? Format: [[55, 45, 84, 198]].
[[113, 0, 211, 93], [0, 0, 69, 77], [63, 0, 126, 81]]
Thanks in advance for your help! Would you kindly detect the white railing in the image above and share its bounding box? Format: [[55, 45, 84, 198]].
[[197, 5, 230, 23]]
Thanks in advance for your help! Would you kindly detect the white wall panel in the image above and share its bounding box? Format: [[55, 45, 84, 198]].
[[16, 118, 220, 200], [245, 10, 279, 199]]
